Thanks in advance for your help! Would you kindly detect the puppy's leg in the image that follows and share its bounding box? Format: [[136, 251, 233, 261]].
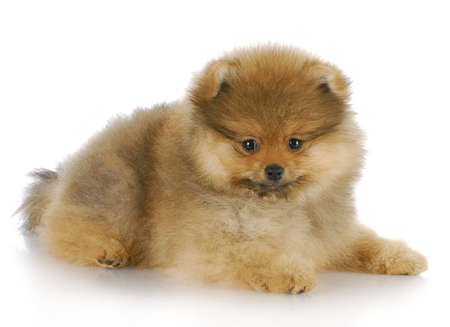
[[221, 245, 319, 294], [34, 156, 143, 268], [238, 261, 318, 294], [333, 227, 427, 275], [39, 205, 132, 268]]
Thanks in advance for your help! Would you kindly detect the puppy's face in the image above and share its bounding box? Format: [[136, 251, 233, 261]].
[[189, 47, 362, 198]]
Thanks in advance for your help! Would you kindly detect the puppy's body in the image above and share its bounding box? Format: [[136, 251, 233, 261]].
[[20, 46, 427, 293]]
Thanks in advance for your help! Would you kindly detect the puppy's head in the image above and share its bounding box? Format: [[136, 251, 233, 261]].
[[189, 46, 363, 199]]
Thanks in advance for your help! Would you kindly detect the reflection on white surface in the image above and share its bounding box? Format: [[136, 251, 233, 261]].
[[2, 233, 439, 327]]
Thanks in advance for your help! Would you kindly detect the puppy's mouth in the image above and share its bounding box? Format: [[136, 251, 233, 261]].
[[236, 177, 303, 193], [254, 182, 291, 190]]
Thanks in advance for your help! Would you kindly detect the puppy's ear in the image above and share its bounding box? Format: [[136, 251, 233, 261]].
[[309, 63, 349, 99], [190, 59, 236, 103]]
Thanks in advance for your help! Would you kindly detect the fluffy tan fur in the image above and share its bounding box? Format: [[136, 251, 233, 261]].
[[19, 45, 427, 293]]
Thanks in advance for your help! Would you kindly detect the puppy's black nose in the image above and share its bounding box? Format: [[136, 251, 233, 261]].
[[265, 164, 284, 181]]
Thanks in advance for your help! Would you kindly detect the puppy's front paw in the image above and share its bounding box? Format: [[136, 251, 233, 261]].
[[244, 270, 317, 294], [370, 241, 428, 276]]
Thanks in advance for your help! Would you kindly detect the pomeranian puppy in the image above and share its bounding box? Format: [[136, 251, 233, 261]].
[[19, 45, 427, 293]]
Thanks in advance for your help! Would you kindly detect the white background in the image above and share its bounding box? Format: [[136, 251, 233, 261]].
[[1, 1, 449, 326]]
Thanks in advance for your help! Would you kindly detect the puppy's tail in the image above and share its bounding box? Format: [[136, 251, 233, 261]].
[[17, 169, 58, 232]]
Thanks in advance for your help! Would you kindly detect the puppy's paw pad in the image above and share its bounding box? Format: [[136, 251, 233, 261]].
[[95, 239, 129, 269], [97, 255, 127, 268], [288, 286, 306, 294]]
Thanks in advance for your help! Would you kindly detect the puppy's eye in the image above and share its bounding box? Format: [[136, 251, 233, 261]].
[[288, 138, 303, 152], [242, 139, 259, 153]]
